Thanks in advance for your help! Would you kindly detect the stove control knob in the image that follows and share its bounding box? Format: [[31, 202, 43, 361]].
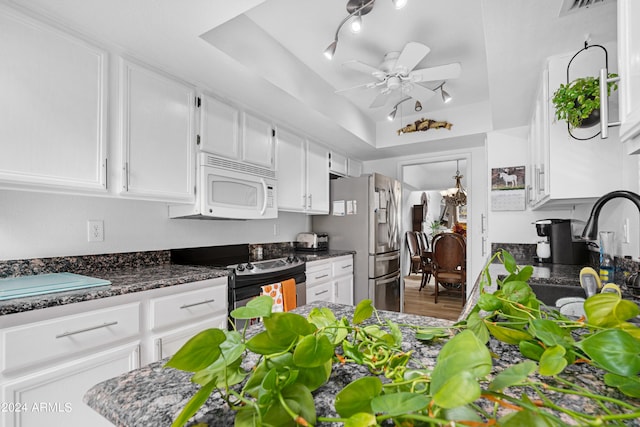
[[285, 255, 293, 263], [236, 264, 245, 272], [245, 262, 254, 270]]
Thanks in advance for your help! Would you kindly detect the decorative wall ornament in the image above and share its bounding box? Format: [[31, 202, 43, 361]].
[[397, 118, 453, 135]]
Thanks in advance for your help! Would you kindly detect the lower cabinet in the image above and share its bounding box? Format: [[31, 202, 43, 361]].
[[0, 277, 228, 427], [305, 255, 354, 305]]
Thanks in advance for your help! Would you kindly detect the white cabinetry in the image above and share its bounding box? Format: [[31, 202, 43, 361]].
[[198, 93, 240, 159], [329, 151, 348, 177], [305, 255, 354, 305], [0, 277, 227, 427], [120, 60, 195, 202], [0, 6, 107, 193], [242, 113, 275, 169], [347, 158, 363, 177], [618, 0, 640, 152], [276, 129, 329, 214], [529, 46, 622, 209]]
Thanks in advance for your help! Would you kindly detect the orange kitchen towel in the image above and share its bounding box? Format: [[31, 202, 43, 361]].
[[261, 282, 283, 312], [282, 278, 297, 312]]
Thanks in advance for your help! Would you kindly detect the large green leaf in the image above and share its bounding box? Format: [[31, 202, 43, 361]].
[[292, 334, 334, 367], [335, 376, 383, 418], [575, 329, 640, 376], [263, 312, 316, 347], [344, 413, 377, 427], [307, 307, 336, 328], [191, 354, 245, 388], [530, 319, 574, 348], [246, 330, 290, 354], [538, 345, 568, 376], [489, 361, 537, 391], [230, 295, 273, 320], [466, 311, 490, 344], [234, 408, 259, 427], [604, 373, 640, 398], [585, 293, 640, 327], [370, 392, 429, 416], [477, 293, 502, 311], [519, 340, 545, 361], [501, 281, 534, 304], [485, 320, 533, 345], [430, 330, 492, 407], [502, 251, 517, 273], [295, 359, 332, 391], [353, 299, 374, 324], [499, 408, 557, 427], [164, 328, 226, 372]]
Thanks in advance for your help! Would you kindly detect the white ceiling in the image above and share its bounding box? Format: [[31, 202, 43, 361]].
[[6, 0, 617, 161]]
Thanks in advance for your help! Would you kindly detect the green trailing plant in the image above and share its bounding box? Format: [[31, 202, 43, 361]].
[[165, 249, 640, 426], [552, 73, 618, 129]]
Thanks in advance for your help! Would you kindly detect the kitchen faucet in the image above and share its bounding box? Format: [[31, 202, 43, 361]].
[[581, 190, 640, 240]]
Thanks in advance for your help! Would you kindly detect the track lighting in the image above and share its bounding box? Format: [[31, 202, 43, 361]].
[[414, 100, 422, 111], [436, 82, 452, 103], [387, 97, 411, 121], [387, 107, 397, 121], [324, 0, 409, 59]]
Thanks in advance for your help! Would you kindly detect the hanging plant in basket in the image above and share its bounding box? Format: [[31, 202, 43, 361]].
[[551, 73, 618, 129]]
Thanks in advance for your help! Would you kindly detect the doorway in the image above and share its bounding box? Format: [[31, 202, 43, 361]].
[[399, 156, 469, 320]]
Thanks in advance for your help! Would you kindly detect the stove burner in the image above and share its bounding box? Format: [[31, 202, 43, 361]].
[[230, 256, 304, 276]]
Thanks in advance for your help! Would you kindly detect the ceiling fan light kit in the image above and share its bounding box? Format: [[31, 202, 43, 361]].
[[324, 0, 407, 60]]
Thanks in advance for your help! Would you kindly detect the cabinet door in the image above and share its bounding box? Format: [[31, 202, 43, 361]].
[[306, 141, 329, 214], [618, 0, 640, 147], [199, 94, 240, 158], [329, 151, 348, 177], [241, 112, 274, 169], [0, 8, 107, 192], [1, 343, 139, 427], [121, 60, 195, 202], [306, 281, 334, 303], [334, 276, 354, 305], [152, 315, 227, 361], [276, 128, 306, 212]]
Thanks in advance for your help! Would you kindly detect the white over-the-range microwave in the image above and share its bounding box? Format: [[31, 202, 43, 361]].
[[169, 153, 277, 220]]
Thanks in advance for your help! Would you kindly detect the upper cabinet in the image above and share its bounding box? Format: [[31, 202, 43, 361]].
[[529, 44, 623, 209], [0, 7, 107, 193], [120, 60, 195, 203], [276, 128, 329, 214], [198, 95, 275, 170], [329, 151, 348, 177], [618, 0, 640, 152]]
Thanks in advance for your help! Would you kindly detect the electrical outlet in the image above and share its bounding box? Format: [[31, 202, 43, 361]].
[[87, 220, 104, 242]]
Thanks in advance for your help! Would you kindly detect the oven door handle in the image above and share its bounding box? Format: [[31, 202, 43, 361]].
[[259, 178, 268, 216]]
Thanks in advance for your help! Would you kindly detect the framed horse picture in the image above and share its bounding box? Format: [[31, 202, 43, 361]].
[[491, 165, 526, 211]]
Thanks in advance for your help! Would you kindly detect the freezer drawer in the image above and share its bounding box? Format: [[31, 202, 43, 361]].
[[369, 251, 400, 278], [369, 271, 400, 312]]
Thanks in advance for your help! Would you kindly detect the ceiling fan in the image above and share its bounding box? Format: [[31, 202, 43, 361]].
[[337, 41, 462, 108]]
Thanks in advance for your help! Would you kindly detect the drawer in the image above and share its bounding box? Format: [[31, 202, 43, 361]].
[[307, 281, 333, 303], [306, 265, 332, 285], [2, 303, 140, 372], [149, 284, 227, 331], [332, 256, 353, 276]]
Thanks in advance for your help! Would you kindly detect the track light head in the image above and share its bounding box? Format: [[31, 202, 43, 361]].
[[440, 84, 452, 103], [324, 40, 338, 60], [392, 0, 408, 9], [387, 107, 397, 121], [414, 100, 422, 111], [350, 13, 362, 33]]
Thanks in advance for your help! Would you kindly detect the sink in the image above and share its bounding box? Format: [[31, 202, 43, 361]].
[[0, 273, 111, 301], [528, 283, 585, 306]]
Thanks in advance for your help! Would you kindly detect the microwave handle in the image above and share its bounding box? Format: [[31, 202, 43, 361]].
[[260, 178, 268, 216]]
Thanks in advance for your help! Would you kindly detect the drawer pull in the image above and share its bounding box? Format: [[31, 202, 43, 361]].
[[55, 321, 118, 339], [341, 264, 352, 269], [314, 274, 330, 280], [315, 290, 329, 296], [180, 298, 216, 309]]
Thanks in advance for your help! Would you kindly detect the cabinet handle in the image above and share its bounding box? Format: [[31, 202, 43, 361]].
[[314, 274, 330, 280], [308, 194, 313, 209], [315, 289, 329, 296], [56, 321, 118, 338], [302, 194, 307, 208], [156, 338, 163, 359], [180, 299, 216, 309], [123, 162, 129, 191], [341, 264, 352, 269], [599, 68, 621, 139], [480, 213, 486, 234]]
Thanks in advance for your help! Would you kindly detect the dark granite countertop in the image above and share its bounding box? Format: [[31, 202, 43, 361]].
[[293, 249, 356, 263], [84, 301, 639, 427], [0, 264, 228, 316]]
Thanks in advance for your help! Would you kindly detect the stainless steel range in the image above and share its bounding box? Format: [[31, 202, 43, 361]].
[[171, 245, 306, 329]]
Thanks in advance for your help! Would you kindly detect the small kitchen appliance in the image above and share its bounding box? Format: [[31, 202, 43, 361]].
[[295, 232, 329, 251], [533, 219, 588, 265]]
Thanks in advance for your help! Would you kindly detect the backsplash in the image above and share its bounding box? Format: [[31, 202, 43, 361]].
[[0, 251, 170, 278], [490, 243, 536, 263]]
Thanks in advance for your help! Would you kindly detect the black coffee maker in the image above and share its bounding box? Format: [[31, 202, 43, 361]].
[[534, 219, 589, 264]]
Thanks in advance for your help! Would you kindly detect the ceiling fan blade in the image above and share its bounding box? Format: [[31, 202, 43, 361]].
[[394, 42, 430, 73], [335, 80, 384, 94], [404, 84, 436, 105], [409, 62, 462, 83], [369, 91, 392, 108], [342, 60, 387, 80]]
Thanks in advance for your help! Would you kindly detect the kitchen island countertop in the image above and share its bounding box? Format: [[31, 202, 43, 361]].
[[84, 301, 638, 427]]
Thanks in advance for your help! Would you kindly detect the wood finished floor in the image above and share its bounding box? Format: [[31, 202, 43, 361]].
[[403, 274, 463, 321]]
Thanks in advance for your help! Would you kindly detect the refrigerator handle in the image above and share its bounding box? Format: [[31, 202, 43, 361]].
[[376, 274, 400, 286], [376, 253, 400, 262]]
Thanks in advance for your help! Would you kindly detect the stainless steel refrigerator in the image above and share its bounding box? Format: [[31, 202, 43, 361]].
[[312, 173, 401, 311]]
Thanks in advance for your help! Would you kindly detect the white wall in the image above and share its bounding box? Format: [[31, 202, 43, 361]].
[[0, 189, 311, 260]]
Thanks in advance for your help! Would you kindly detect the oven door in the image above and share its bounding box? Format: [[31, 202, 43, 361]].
[[201, 165, 277, 220]]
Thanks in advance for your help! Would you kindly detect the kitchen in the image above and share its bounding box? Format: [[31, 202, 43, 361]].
[[1, 0, 640, 425]]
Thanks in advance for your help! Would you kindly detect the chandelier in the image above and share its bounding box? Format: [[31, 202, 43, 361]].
[[440, 161, 467, 207]]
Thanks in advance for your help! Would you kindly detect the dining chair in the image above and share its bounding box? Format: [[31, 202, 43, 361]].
[[431, 232, 466, 305], [405, 231, 422, 274], [415, 231, 433, 291]]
